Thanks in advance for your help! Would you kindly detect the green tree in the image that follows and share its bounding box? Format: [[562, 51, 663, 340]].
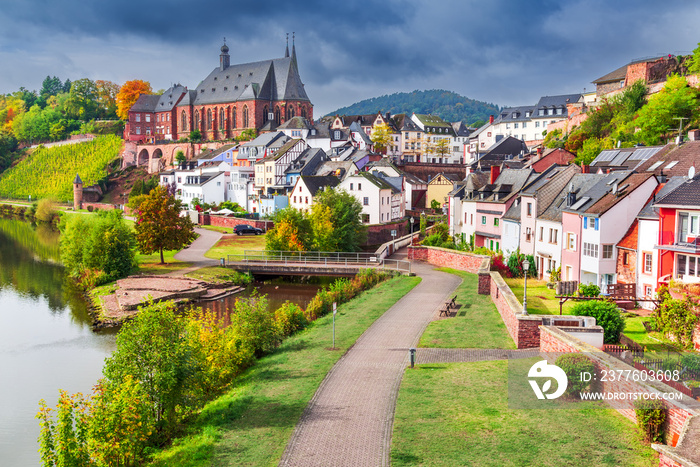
[[370, 122, 393, 153], [102, 301, 197, 438], [175, 150, 186, 166], [237, 128, 256, 141], [134, 186, 196, 264], [633, 75, 700, 145], [189, 129, 202, 142], [688, 42, 700, 74], [266, 206, 313, 251], [574, 137, 613, 165], [310, 187, 367, 251]]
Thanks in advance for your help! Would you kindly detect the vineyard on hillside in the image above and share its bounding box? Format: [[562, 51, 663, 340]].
[[0, 136, 123, 202]]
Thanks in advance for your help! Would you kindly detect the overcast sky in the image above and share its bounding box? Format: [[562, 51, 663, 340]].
[[1, 0, 699, 116]]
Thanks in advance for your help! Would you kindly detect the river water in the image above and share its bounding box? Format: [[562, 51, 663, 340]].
[[0, 218, 330, 465]]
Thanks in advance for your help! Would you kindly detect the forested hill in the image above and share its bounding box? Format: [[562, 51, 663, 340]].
[[327, 90, 500, 126]]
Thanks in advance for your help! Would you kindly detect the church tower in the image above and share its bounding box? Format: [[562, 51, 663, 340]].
[[220, 39, 230, 71], [73, 174, 83, 210]]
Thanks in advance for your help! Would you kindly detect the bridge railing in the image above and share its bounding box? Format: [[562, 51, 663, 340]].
[[226, 250, 411, 274]]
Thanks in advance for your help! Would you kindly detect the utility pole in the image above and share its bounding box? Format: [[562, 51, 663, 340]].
[[673, 117, 687, 144]]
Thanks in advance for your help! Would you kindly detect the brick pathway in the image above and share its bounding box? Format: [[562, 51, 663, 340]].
[[279, 260, 461, 467]]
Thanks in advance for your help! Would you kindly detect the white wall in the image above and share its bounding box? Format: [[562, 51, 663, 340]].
[[637, 218, 659, 309], [502, 220, 520, 255], [534, 219, 563, 280]]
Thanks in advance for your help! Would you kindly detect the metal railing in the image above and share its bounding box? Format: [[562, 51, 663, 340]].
[[226, 250, 411, 274]]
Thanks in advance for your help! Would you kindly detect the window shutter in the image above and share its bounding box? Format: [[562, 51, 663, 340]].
[[583, 217, 587, 229], [594, 218, 599, 231]]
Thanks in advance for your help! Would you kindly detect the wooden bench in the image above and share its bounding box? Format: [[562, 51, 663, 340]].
[[439, 295, 458, 316]]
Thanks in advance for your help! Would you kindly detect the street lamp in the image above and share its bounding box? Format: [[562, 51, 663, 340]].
[[522, 259, 530, 315], [410, 217, 415, 235]]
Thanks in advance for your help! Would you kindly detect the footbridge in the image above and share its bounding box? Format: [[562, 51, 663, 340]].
[[225, 250, 411, 276]]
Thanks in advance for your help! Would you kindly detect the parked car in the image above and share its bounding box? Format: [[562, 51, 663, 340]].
[[234, 224, 264, 235]]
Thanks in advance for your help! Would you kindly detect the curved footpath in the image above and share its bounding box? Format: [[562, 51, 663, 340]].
[[168, 227, 222, 276], [279, 258, 461, 467]]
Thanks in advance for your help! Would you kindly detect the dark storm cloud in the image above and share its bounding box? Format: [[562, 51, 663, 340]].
[[1, 0, 699, 114]]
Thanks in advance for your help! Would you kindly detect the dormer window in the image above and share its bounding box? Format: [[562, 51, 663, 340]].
[[334, 130, 341, 139], [214, 77, 217, 81], [238, 74, 242, 78], [212, 88, 215, 92], [224, 87, 227, 91]]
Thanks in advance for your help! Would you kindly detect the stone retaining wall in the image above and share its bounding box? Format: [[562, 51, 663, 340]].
[[540, 326, 700, 449], [406, 245, 489, 273], [200, 214, 274, 231]]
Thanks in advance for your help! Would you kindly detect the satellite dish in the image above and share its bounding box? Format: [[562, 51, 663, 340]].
[[689, 166, 696, 180]]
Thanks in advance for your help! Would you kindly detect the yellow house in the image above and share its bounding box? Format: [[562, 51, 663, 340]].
[[426, 173, 461, 209]]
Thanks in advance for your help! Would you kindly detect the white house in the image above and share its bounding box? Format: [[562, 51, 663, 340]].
[[289, 175, 340, 212], [338, 172, 404, 224]]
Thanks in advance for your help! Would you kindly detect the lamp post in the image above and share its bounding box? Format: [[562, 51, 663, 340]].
[[522, 259, 530, 315], [410, 217, 415, 236]]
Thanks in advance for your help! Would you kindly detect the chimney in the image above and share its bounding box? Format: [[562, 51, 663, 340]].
[[689, 129, 700, 141], [386, 112, 391, 121], [537, 147, 543, 156], [581, 164, 589, 174], [489, 115, 494, 124], [490, 165, 500, 184]]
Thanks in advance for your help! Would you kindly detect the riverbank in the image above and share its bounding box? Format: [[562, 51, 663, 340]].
[[149, 274, 421, 466]]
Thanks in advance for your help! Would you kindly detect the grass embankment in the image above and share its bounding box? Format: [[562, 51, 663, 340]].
[[504, 277, 575, 315], [623, 314, 681, 353], [392, 360, 656, 467], [149, 275, 421, 466], [419, 268, 515, 349], [184, 266, 250, 284], [0, 135, 123, 202], [136, 250, 191, 275], [204, 234, 267, 259]]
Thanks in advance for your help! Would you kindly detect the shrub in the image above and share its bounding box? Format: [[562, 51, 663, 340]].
[[555, 354, 595, 396], [230, 293, 281, 357], [578, 283, 601, 297], [571, 300, 624, 344], [491, 252, 510, 277], [634, 399, 665, 443], [651, 297, 698, 349], [275, 301, 308, 337]]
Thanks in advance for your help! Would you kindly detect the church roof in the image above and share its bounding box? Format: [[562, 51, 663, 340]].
[[130, 94, 161, 112], [155, 85, 187, 112], [187, 56, 310, 107]]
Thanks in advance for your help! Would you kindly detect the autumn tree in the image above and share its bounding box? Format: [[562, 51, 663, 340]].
[[134, 186, 196, 263], [116, 80, 153, 120], [370, 122, 394, 153], [94, 80, 120, 118], [265, 206, 312, 251], [310, 187, 366, 252]]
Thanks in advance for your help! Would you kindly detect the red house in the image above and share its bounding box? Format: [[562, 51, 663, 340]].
[[655, 173, 700, 284]]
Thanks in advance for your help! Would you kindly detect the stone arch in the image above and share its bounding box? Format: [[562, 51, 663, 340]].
[[301, 106, 307, 119], [181, 110, 187, 132], [219, 107, 225, 131], [232, 107, 237, 129], [263, 105, 269, 123], [194, 110, 200, 131], [207, 108, 213, 130], [137, 148, 149, 166], [275, 106, 281, 125], [286, 106, 295, 120], [243, 105, 249, 128]]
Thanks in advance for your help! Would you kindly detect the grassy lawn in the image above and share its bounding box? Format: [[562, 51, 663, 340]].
[[137, 250, 192, 275], [204, 234, 267, 259], [149, 275, 421, 467], [419, 268, 515, 349], [392, 360, 656, 467], [504, 277, 575, 315], [623, 314, 681, 353]]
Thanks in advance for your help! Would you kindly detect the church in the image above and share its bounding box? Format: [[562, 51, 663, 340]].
[[124, 37, 313, 143]]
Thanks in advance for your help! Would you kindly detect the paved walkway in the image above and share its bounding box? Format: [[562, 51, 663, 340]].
[[168, 227, 222, 276], [415, 348, 539, 364], [280, 260, 461, 467]]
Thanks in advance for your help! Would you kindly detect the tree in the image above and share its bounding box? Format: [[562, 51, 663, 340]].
[[370, 122, 393, 153], [175, 150, 186, 166], [188, 129, 202, 142], [134, 186, 196, 264], [428, 136, 451, 158], [265, 206, 313, 251], [633, 75, 700, 145], [237, 128, 256, 141], [688, 42, 700, 75], [64, 78, 99, 120], [116, 80, 152, 120], [310, 187, 366, 251], [94, 80, 120, 118]]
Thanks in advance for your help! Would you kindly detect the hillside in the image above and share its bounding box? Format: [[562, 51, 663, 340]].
[[0, 135, 123, 202], [327, 89, 500, 125]]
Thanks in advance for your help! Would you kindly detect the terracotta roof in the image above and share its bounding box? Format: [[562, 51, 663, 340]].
[[634, 141, 700, 177], [617, 219, 638, 250]]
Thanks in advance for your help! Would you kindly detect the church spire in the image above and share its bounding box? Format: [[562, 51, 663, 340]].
[[291, 32, 297, 68], [285, 33, 290, 58], [220, 37, 230, 71]]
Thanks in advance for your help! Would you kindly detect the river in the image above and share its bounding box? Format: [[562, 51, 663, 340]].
[[0, 218, 330, 465]]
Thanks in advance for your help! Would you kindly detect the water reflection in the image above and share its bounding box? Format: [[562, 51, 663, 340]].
[[0, 217, 116, 466]]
